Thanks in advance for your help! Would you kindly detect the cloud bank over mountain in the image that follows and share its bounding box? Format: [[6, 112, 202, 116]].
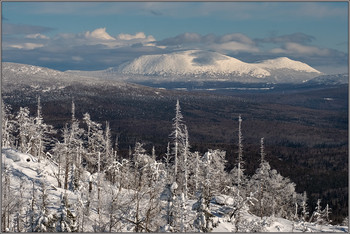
[[2, 2, 347, 74], [3, 26, 347, 74]]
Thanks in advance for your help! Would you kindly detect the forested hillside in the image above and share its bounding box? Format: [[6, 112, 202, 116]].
[[1, 98, 348, 232]]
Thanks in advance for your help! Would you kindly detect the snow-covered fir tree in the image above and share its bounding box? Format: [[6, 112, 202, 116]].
[[309, 199, 332, 229], [13, 180, 26, 232], [191, 151, 219, 232], [104, 121, 113, 165], [1, 163, 12, 232], [83, 112, 104, 173], [169, 99, 186, 185], [236, 115, 244, 195], [188, 151, 201, 196], [192, 187, 216, 232], [33, 181, 57, 232], [56, 193, 77, 232], [32, 96, 55, 162], [27, 181, 37, 232], [15, 107, 36, 154], [160, 182, 178, 232], [1, 99, 15, 148]]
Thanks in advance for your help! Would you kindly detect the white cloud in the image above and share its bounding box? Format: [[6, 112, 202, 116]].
[[270, 48, 286, 54], [297, 3, 347, 19], [117, 32, 146, 40], [116, 32, 156, 46], [158, 32, 259, 53], [80, 29, 157, 48], [10, 43, 44, 50], [3, 23, 53, 35], [286, 43, 330, 56], [219, 33, 255, 45], [176, 32, 201, 43], [25, 33, 49, 39], [47, 28, 157, 49], [271, 42, 331, 56], [38, 57, 63, 62], [72, 56, 83, 61], [3, 24, 346, 74], [84, 28, 115, 41], [209, 41, 260, 53], [147, 43, 166, 49]]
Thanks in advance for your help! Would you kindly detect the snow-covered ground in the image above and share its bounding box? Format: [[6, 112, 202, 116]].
[[2, 148, 348, 232], [2, 148, 77, 213]]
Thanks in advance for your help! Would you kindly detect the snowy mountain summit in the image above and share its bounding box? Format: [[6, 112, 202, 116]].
[[254, 57, 320, 73], [118, 50, 270, 78], [3, 62, 63, 77], [3, 50, 323, 84], [112, 50, 322, 83]]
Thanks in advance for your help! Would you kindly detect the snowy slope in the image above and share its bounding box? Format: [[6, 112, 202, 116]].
[[252, 57, 322, 83], [2, 62, 163, 98], [117, 50, 271, 78], [3, 62, 63, 77], [254, 57, 321, 74], [306, 73, 349, 85], [2, 148, 78, 217], [2, 148, 348, 233], [2, 62, 103, 84]]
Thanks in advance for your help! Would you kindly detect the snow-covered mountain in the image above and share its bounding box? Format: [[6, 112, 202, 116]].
[[1, 62, 154, 94], [306, 73, 348, 85], [254, 57, 320, 73], [2, 62, 102, 84], [3, 62, 63, 77], [3, 50, 323, 85], [117, 50, 271, 78], [2, 62, 175, 112], [82, 50, 322, 83]]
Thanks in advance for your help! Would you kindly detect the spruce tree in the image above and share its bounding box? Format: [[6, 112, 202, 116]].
[[104, 121, 113, 165], [249, 138, 298, 219], [192, 151, 218, 232], [67, 101, 85, 191], [170, 99, 185, 184], [193, 151, 201, 194], [160, 182, 181, 232], [33, 96, 54, 162], [14, 180, 26, 232], [1, 164, 12, 232], [56, 193, 77, 232], [192, 187, 215, 232], [237, 115, 244, 196], [163, 142, 172, 183], [15, 107, 36, 154], [182, 125, 190, 199], [1, 100, 15, 148], [33, 181, 57, 232], [28, 181, 37, 232], [83, 112, 104, 173]]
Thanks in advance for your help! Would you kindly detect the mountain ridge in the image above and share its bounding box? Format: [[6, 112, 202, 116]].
[[117, 50, 271, 78], [4, 60, 346, 87], [64, 50, 323, 83]]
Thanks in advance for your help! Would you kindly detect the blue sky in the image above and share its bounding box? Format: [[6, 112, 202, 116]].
[[2, 1, 348, 74]]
